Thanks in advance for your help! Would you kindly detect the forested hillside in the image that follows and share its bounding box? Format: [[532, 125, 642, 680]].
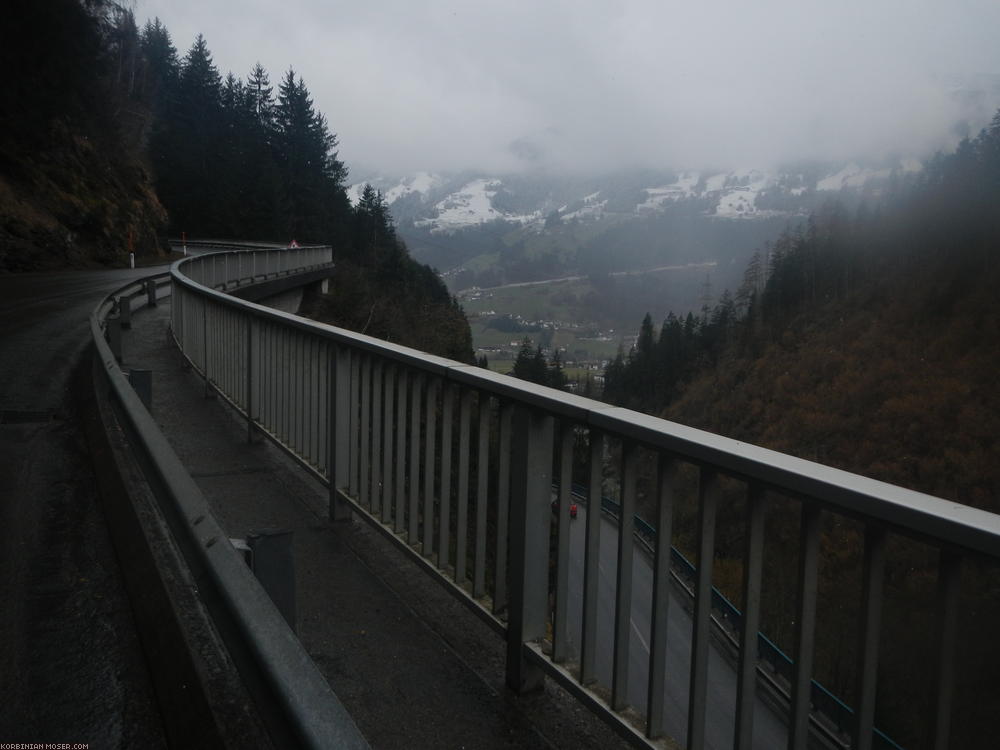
[[606, 112, 1000, 510], [141, 24, 351, 243], [0, 1, 168, 270], [0, 1, 472, 359], [603, 112, 1000, 747], [298, 185, 474, 362]]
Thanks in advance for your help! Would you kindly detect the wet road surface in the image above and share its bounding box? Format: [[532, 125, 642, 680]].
[[0, 267, 168, 746]]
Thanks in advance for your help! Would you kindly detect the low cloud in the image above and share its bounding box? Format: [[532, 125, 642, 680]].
[[140, 0, 1000, 174]]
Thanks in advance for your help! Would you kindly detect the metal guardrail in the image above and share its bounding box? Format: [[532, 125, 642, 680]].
[[91, 260, 367, 750], [170, 247, 1000, 750]]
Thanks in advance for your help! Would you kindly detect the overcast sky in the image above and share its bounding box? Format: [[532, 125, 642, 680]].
[[137, 0, 1000, 176]]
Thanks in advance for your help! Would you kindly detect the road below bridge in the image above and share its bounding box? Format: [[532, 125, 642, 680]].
[[564, 504, 789, 749]]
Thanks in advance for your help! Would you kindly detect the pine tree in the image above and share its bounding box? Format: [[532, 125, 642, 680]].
[[239, 63, 280, 238], [274, 68, 344, 239], [140, 18, 179, 103], [154, 34, 223, 233], [245, 62, 275, 131]]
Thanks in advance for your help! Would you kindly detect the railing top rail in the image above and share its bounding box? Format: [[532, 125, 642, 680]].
[[173, 249, 1000, 559]]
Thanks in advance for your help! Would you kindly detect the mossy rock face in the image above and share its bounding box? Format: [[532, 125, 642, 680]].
[[0, 117, 169, 272]]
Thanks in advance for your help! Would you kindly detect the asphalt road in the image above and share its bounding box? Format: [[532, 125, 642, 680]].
[[0, 266, 168, 746], [564, 504, 788, 749]]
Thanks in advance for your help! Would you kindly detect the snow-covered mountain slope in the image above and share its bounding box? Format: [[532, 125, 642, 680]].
[[348, 157, 924, 234], [416, 178, 541, 229], [347, 171, 442, 206]]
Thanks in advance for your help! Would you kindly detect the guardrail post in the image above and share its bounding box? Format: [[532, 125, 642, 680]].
[[117, 296, 132, 329], [128, 369, 153, 412], [506, 406, 553, 694], [146, 278, 157, 307], [246, 530, 297, 633], [107, 316, 123, 363]]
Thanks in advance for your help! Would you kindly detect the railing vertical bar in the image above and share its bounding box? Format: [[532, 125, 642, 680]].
[[408, 373, 422, 546], [231, 309, 237, 398], [505, 406, 554, 694], [295, 330, 302, 451], [349, 350, 359, 497], [335, 346, 351, 490], [246, 315, 254, 443], [228, 308, 233, 399], [395, 369, 407, 534], [688, 467, 720, 750], [473, 395, 491, 599], [328, 343, 349, 521], [371, 360, 384, 518], [930, 550, 961, 750], [273, 322, 279, 438], [311, 336, 318, 468], [294, 331, 302, 453], [580, 429, 604, 686], [438, 383, 454, 571], [359, 355, 371, 510], [202, 297, 210, 396], [271, 325, 284, 441], [288, 328, 295, 446], [233, 309, 239, 399], [301, 332, 308, 456], [261, 315, 267, 432], [646, 455, 677, 740], [274, 322, 281, 439], [789, 502, 822, 750], [304, 335, 312, 461], [220, 305, 225, 394], [279, 325, 287, 442], [381, 363, 394, 524], [852, 524, 887, 750], [318, 337, 326, 469], [222, 308, 229, 397], [262, 320, 269, 434], [734, 482, 767, 750], [612, 441, 638, 711], [552, 423, 574, 664], [274, 323, 282, 441], [493, 402, 513, 614], [314, 337, 323, 471], [455, 389, 473, 587], [423, 379, 439, 558]]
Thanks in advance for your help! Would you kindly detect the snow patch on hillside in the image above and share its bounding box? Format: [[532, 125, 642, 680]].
[[417, 179, 540, 231], [562, 192, 607, 221], [714, 169, 773, 218], [817, 163, 892, 191], [704, 173, 728, 192], [347, 172, 441, 207], [384, 171, 441, 203], [637, 172, 700, 212]]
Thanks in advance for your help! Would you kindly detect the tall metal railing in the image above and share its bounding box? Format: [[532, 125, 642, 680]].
[[171, 247, 1000, 750]]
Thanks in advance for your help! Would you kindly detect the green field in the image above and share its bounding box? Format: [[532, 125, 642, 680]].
[[461, 264, 714, 368]]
